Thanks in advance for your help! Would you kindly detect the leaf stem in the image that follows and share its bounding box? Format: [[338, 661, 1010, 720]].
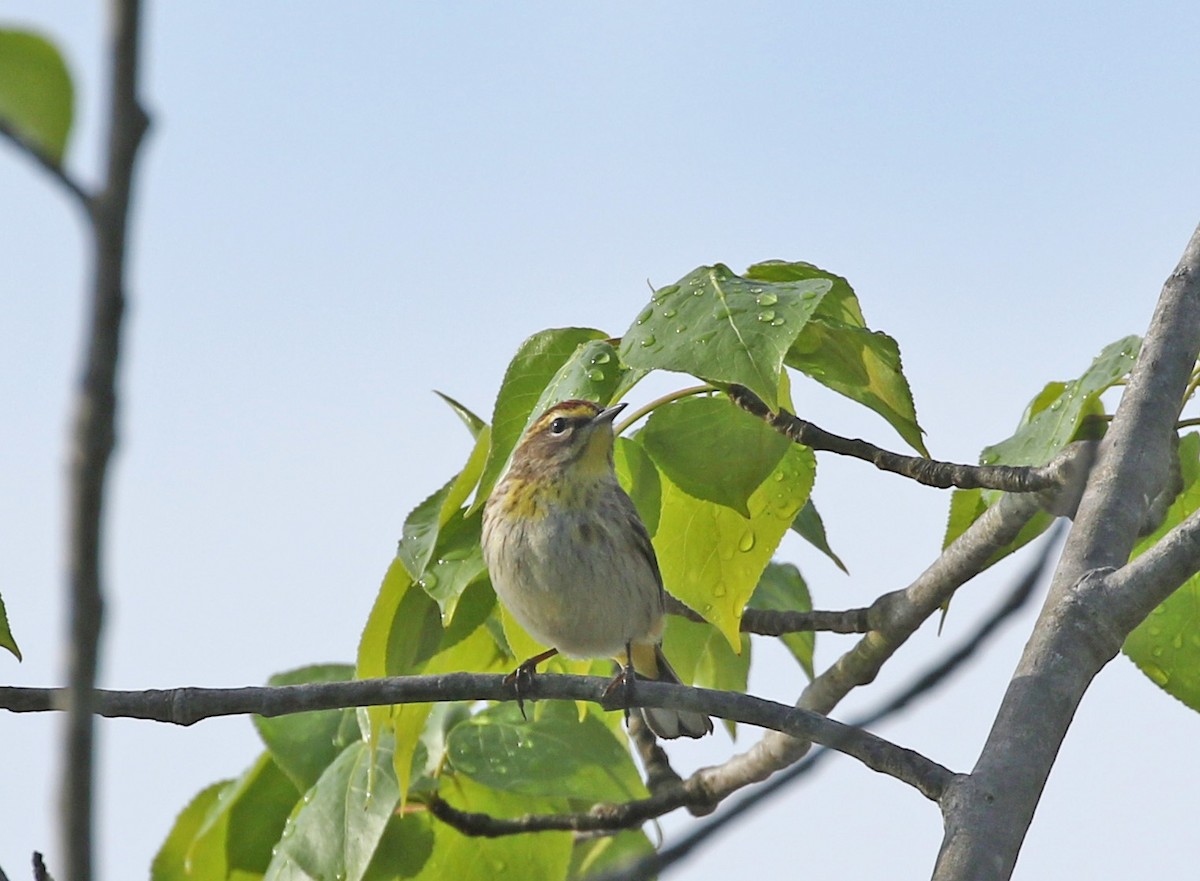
[[614, 385, 715, 435]]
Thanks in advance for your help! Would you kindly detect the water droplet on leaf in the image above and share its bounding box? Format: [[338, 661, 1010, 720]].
[[756, 292, 778, 306], [738, 530, 756, 552], [640, 334, 656, 347], [758, 310, 776, 323]]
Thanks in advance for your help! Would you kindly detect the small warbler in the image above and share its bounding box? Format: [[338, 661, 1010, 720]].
[[482, 399, 712, 739]]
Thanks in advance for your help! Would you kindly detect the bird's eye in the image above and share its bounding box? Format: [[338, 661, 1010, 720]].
[[548, 417, 569, 435]]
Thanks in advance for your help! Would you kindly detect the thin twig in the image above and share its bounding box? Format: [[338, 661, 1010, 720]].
[[727, 384, 1063, 492], [665, 593, 871, 634], [61, 4, 150, 880], [0, 117, 91, 209]]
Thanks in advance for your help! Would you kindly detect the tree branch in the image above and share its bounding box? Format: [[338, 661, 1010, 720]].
[[0, 116, 92, 209], [61, 4, 149, 880], [934, 221, 1200, 880], [665, 593, 871, 634], [727, 384, 1067, 492], [0, 671, 954, 807]]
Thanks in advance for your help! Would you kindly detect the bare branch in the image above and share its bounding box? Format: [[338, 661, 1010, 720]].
[[60, 3, 150, 880], [728, 384, 1064, 492], [0, 117, 91, 209], [0, 672, 954, 807], [934, 222, 1200, 880]]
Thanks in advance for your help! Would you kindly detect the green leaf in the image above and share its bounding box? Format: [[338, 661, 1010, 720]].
[[476, 328, 609, 507], [0, 30, 74, 161], [398, 479, 456, 581], [265, 737, 401, 881], [0, 592, 20, 661], [1124, 432, 1200, 711], [254, 664, 357, 792], [434, 390, 487, 438], [754, 266, 917, 449], [446, 702, 648, 802], [981, 336, 1139, 467], [362, 812, 436, 881], [748, 561, 815, 678], [152, 781, 230, 881], [398, 427, 490, 582], [415, 777, 572, 881], [358, 558, 443, 681], [525, 338, 629, 430], [224, 756, 302, 875], [746, 259, 864, 324], [790, 499, 848, 574], [613, 435, 661, 537], [640, 395, 790, 517], [417, 508, 489, 625], [619, 264, 830, 410], [654, 443, 816, 649], [176, 754, 299, 880], [662, 615, 749, 737], [567, 830, 654, 880], [942, 336, 1138, 559], [747, 260, 926, 454]]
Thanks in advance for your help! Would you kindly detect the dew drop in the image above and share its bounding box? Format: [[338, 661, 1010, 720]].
[[675, 323, 688, 334], [758, 310, 776, 323], [692, 288, 704, 296], [662, 307, 677, 318], [1148, 625, 1162, 637], [1151, 646, 1164, 658], [593, 351, 612, 364], [640, 334, 657, 348], [713, 582, 728, 597], [756, 292, 778, 306], [749, 286, 764, 294], [587, 369, 605, 382], [636, 307, 653, 325], [1143, 663, 1170, 686], [738, 530, 756, 552], [771, 317, 786, 326], [719, 544, 735, 561], [1173, 633, 1184, 650], [420, 572, 439, 590]]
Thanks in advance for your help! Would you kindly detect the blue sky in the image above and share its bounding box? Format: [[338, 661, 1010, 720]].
[[3, 4, 1199, 879]]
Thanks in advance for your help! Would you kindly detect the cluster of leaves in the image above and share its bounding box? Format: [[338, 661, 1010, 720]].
[[8, 24, 1200, 881], [150, 259, 930, 881]]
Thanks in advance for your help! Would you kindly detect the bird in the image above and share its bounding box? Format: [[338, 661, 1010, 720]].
[[481, 399, 712, 739]]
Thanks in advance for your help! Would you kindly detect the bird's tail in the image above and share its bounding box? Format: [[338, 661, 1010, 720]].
[[633, 643, 713, 739]]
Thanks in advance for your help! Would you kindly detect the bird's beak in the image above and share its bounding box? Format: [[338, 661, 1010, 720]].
[[595, 403, 627, 426]]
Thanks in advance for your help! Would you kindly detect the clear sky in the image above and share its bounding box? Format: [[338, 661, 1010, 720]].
[[3, 3, 1199, 879]]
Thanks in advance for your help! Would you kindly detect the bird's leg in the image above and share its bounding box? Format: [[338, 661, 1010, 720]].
[[505, 647, 559, 720], [602, 641, 637, 726]]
